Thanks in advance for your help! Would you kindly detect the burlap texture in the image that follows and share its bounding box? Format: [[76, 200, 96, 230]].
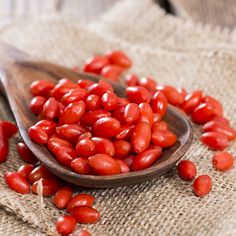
[[0, 0, 236, 235]]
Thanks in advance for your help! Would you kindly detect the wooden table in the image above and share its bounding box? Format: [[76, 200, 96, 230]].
[[0, 0, 235, 29]]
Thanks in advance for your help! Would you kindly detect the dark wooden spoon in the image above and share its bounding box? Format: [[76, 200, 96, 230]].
[[0, 43, 193, 188]]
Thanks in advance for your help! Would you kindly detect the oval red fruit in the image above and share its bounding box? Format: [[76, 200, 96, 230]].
[[67, 193, 95, 212], [178, 160, 197, 181], [212, 151, 234, 171], [201, 132, 229, 150], [71, 206, 100, 224], [151, 91, 168, 118], [93, 117, 121, 138], [131, 121, 151, 153], [193, 175, 212, 197], [54, 186, 73, 209], [192, 103, 215, 124], [107, 50, 132, 68], [5, 172, 30, 194], [88, 154, 121, 175], [56, 215, 77, 236], [126, 86, 151, 104], [151, 130, 177, 148], [131, 146, 162, 171]]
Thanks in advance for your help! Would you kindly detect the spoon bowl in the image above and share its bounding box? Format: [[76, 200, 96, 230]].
[[0, 43, 193, 188]]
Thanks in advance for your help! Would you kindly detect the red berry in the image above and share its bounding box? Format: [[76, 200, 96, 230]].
[[93, 117, 121, 138], [67, 193, 95, 212], [100, 65, 123, 81], [30, 96, 46, 115], [131, 146, 162, 171], [28, 165, 55, 184], [86, 94, 101, 111], [71, 206, 100, 224], [32, 178, 61, 196], [156, 85, 184, 105], [101, 92, 119, 111], [178, 160, 197, 181], [5, 172, 30, 194], [76, 138, 95, 157], [59, 101, 86, 125], [151, 91, 168, 118], [126, 86, 151, 104], [113, 140, 131, 159], [30, 80, 54, 97], [125, 74, 138, 86], [91, 137, 115, 156], [212, 151, 234, 171], [42, 97, 59, 120], [17, 164, 34, 180], [181, 90, 203, 114], [204, 95, 223, 117], [203, 121, 236, 141], [123, 103, 141, 124], [56, 215, 77, 236], [201, 132, 229, 150], [193, 175, 212, 197], [107, 50, 132, 68], [28, 125, 48, 144], [88, 154, 121, 175], [192, 103, 215, 124], [151, 130, 177, 148], [61, 88, 88, 106], [138, 77, 157, 92], [54, 186, 73, 209], [131, 121, 151, 153], [115, 159, 130, 173], [71, 158, 92, 175], [1, 121, 18, 138], [83, 55, 109, 74]]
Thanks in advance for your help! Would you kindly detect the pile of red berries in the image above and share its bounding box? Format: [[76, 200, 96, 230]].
[[0, 50, 235, 235]]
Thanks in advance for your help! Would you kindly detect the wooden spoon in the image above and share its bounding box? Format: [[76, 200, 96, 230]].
[[0, 43, 193, 188]]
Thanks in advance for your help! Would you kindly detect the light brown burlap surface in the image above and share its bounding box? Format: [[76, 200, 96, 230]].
[[0, 0, 236, 235]]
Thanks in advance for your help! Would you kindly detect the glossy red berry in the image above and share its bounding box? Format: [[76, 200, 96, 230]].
[[107, 50, 132, 68], [5, 172, 30, 194], [151, 130, 177, 148], [192, 103, 215, 124], [56, 215, 77, 236], [100, 65, 123, 81], [83, 55, 109, 74], [30, 80, 54, 97], [178, 160, 197, 181], [88, 154, 121, 175], [93, 117, 121, 138], [28, 125, 48, 144], [76, 138, 96, 157], [54, 186, 73, 209], [101, 92, 119, 110], [201, 132, 229, 150], [32, 178, 61, 196], [67, 194, 95, 212], [126, 86, 151, 104], [193, 175, 212, 197], [17, 164, 34, 180], [131, 146, 162, 171], [71, 206, 100, 224], [212, 151, 234, 171], [125, 74, 138, 86], [131, 121, 151, 153], [71, 158, 92, 175], [30, 96, 46, 115]]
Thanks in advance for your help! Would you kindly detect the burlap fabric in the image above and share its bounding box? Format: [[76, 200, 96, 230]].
[[0, 0, 236, 235]]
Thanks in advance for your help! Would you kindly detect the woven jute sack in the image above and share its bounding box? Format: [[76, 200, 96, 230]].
[[0, 0, 235, 235]]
